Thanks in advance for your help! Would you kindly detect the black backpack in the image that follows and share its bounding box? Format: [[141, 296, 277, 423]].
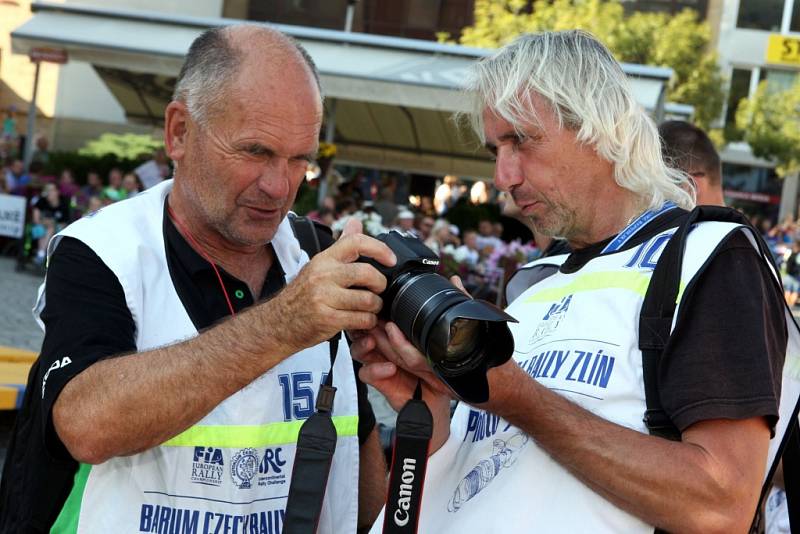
[[640, 206, 800, 533]]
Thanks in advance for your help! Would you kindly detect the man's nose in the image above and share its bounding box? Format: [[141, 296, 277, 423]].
[[493, 149, 524, 192], [257, 159, 291, 198]]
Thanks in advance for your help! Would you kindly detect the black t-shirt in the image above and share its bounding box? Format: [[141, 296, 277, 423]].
[[34, 195, 70, 223], [561, 208, 786, 434], [0, 212, 376, 532]]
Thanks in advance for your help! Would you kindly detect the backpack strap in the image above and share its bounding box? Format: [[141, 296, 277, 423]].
[[784, 418, 800, 528], [283, 213, 342, 532], [288, 212, 333, 257], [639, 206, 759, 439], [640, 205, 800, 533]]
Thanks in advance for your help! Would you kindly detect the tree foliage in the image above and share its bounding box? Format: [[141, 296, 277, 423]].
[[448, 0, 725, 132], [79, 133, 163, 160], [735, 78, 800, 177]]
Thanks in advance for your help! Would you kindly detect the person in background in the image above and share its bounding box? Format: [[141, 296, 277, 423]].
[[3, 159, 27, 194], [425, 218, 459, 254], [31, 135, 50, 167], [31, 182, 71, 265], [102, 167, 126, 202], [476, 218, 503, 255], [415, 214, 435, 241], [84, 195, 103, 216], [2, 107, 18, 153], [58, 169, 79, 199], [76, 170, 104, 212], [452, 229, 480, 267], [658, 120, 724, 207], [121, 172, 142, 198], [82, 171, 103, 198], [392, 209, 417, 236], [374, 181, 398, 227]]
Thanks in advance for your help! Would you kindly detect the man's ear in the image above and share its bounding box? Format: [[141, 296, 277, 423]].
[[164, 101, 191, 163]]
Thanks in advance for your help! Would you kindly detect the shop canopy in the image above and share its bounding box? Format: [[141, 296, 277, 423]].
[[12, 1, 674, 178]]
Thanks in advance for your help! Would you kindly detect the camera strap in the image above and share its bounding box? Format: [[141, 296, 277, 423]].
[[383, 382, 433, 534], [283, 333, 340, 534]]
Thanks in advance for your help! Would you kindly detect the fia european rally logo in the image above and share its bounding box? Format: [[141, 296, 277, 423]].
[[190, 447, 224, 487]]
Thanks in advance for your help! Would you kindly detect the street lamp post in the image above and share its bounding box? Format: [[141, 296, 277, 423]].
[[23, 48, 68, 171], [22, 61, 40, 171]]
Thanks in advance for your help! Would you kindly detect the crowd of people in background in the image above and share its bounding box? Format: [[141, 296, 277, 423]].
[[309, 172, 544, 305], [5, 119, 800, 312], [1, 146, 547, 299], [1, 156, 150, 264]]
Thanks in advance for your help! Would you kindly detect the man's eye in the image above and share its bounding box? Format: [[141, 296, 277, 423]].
[[245, 145, 268, 156]]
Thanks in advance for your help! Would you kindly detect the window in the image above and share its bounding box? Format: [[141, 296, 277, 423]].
[[246, 0, 348, 30], [407, 0, 441, 30], [722, 164, 780, 196], [792, 0, 800, 32], [724, 68, 752, 140], [736, 0, 784, 31], [620, 0, 708, 17], [762, 68, 799, 92]]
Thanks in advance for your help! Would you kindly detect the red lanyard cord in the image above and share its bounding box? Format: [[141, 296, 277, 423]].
[[167, 204, 236, 317]]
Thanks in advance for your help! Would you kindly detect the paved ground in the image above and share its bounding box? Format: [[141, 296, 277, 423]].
[[0, 256, 45, 470], [0, 257, 45, 351]]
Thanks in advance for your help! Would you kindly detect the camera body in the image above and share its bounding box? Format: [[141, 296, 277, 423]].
[[358, 231, 516, 403], [359, 231, 444, 318]]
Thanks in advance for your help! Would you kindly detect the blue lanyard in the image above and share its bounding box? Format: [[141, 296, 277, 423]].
[[601, 201, 677, 254]]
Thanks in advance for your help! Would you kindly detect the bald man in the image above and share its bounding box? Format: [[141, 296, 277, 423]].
[[0, 26, 390, 532]]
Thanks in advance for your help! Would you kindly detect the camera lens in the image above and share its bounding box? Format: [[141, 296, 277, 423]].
[[362, 231, 516, 403], [387, 272, 504, 380], [445, 319, 484, 362]]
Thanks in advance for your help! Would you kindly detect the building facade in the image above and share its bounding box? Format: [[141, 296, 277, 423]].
[[714, 0, 800, 218]]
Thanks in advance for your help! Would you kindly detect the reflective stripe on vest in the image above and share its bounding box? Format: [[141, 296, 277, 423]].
[[523, 271, 686, 303], [162, 416, 359, 448]]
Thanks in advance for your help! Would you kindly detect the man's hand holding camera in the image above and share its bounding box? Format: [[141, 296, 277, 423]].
[[263, 218, 397, 356]]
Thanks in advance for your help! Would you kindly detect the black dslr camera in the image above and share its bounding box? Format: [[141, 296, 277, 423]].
[[360, 231, 517, 403]]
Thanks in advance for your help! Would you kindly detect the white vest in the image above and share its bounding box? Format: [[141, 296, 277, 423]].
[[372, 220, 800, 533], [37, 180, 360, 534]]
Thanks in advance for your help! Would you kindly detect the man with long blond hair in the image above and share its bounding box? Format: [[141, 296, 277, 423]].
[[355, 30, 788, 533]]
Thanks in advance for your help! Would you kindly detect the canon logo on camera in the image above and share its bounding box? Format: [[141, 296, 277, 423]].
[[393, 457, 417, 527], [421, 259, 439, 266]]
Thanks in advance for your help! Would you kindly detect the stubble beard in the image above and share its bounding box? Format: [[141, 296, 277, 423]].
[[526, 199, 577, 241]]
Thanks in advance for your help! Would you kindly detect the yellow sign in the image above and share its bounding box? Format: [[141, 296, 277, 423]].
[[766, 34, 800, 67]]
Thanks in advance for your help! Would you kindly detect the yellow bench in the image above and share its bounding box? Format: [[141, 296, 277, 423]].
[[0, 346, 37, 410]]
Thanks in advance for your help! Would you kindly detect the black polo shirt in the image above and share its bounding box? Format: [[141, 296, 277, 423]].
[[0, 206, 375, 533]]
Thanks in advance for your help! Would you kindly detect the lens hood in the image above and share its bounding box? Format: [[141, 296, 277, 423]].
[[426, 301, 517, 404]]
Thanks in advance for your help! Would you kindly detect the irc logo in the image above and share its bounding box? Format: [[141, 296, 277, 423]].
[[259, 447, 287, 475], [257, 447, 288, 488]]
